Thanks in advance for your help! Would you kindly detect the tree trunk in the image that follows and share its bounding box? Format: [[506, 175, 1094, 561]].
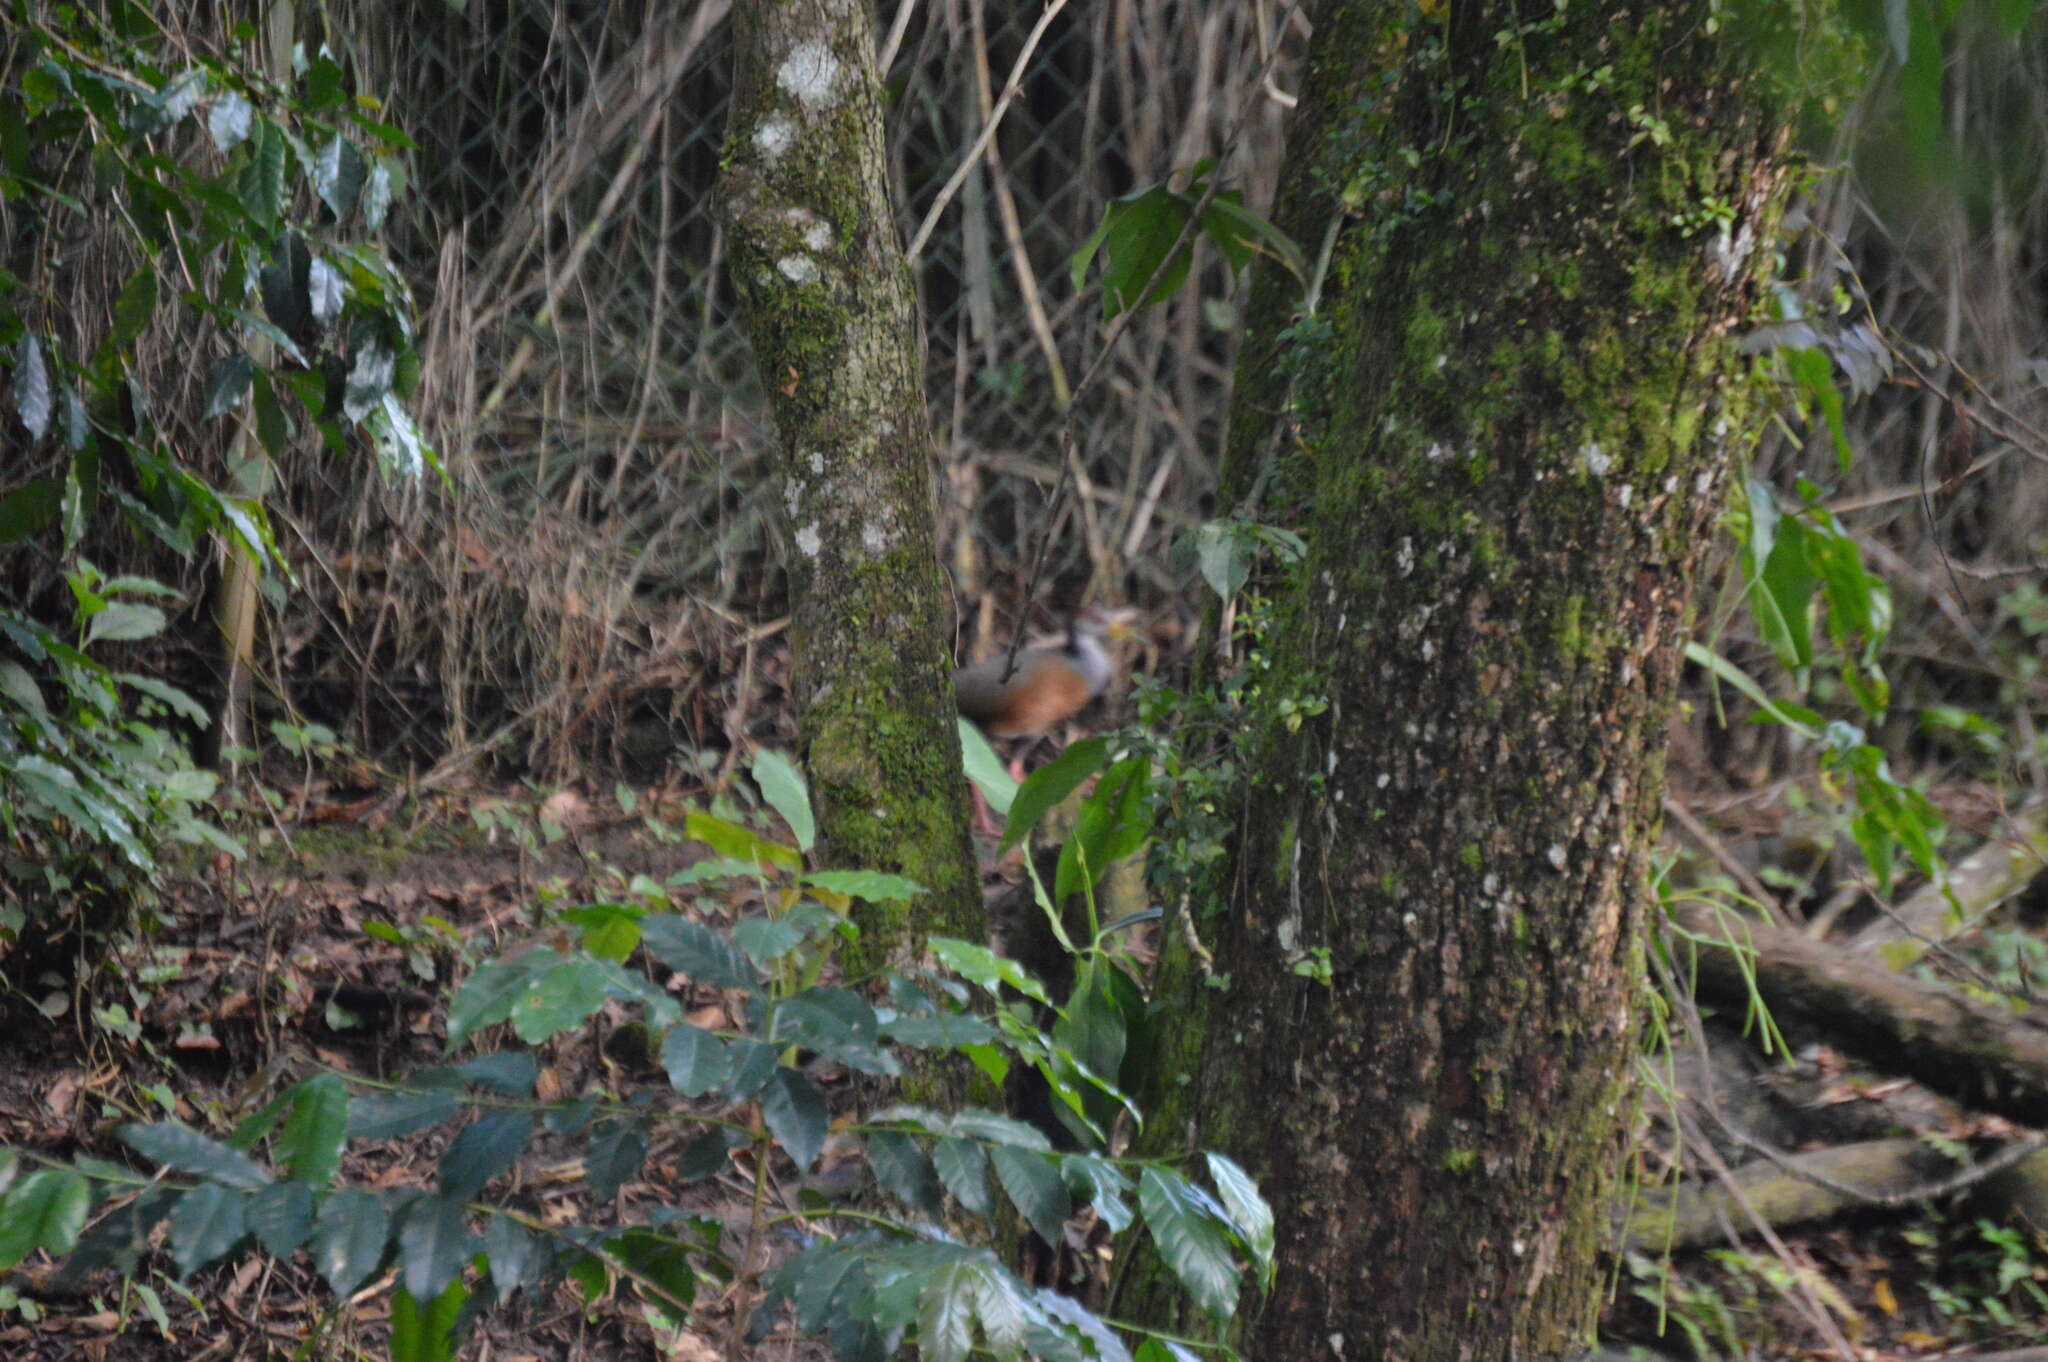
[[1129, 0, 1801, 1355], [719, 1, 981, 960]]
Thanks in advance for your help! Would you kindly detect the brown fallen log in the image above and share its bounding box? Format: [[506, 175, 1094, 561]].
[[1669, 902, 2048, 1128]]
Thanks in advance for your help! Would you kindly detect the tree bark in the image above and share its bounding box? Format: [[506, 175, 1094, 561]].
[[1128, 0, 1801, 1355], [719, 1, 981, 961]]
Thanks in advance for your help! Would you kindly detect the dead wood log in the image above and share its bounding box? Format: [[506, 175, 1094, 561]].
[[1627, 1137, 1957, 1250], [1671, 902, 2048, 1127]]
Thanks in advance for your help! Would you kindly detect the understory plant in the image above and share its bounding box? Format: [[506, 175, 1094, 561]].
[[0, 752, 1269, 1362]]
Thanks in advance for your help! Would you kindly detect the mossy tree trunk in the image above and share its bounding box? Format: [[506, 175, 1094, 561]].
[[719, 2, 982, 962], [1128, 0, 1804, 1355]]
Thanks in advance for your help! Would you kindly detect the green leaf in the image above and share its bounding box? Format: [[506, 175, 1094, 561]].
[[761, 1069, 828, 1172], [351, 1086, 461, 1139], [722, 1038, 779, 1099], [207, 92, 252, 150], [312, 136, 365, 217], [675, 1128, 744, 1182], [389, 1279, 466, 1362], [437, 1112, 532, 1200], [932, 1138, 994, 1216], [562, 902, 644, 961], [660, 1023, 733, 1098], [928, 936, 1051, 1006], [0, 1169, 90, 1269], [483, 1216, 541, 1295], [12, 335, 50, 442], [399, 1195, 472, 1303], [878, 1011, 997, 1048], [865, 1131, 943, 1216], [1087, 185, 1195, 320], [1139, 1167, 1240, 1321], [202, 353, 253, 418], [361, 158, 396, 228], [1055, 757, 1150, 904], [750, 749, 815, 852], [958, 718, 1019, 817], [1059, 1155, 1134, 1233], [991, 1146, 1070, 1247], [803, 869, 927, 903], [456, 1052, 538, 1096], [733, 916, 806, 965], [507, 956, 614, 1044], [918, 1256, 979, 1362], [85, 602, 167, 645], [0, 479, 61, 543], [277, 1074, 350, 1187], [641, 915, 760, 992], [610, 1227, 697, 1311], [445, 951, 556, 1047], [313, 1190, 390, 1295], [120, 1122, 273, 1189], [1003, 737, 1112, 850], [1205, 1152, 1274, 1289], [107, 264, 157, 354], [238, 120, 287, 231], [684, 809, 803, 872], [950, 1108, 1054, 1151], [169, 1183, 248, 1276], [587, 1118, 648, 1200], [245, 1180, 314, 1256], [308, 256, 344, 325]]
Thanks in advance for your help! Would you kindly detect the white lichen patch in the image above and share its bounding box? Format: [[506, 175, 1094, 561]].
[[795, 522, 822, 557], [861, 516, 890, 554], [777, 255, 821, 285], [1580, 442, 1612, 476], [809, 450, 826, 475], [803, 222, 831, 251], [776, 42, 842, 114], [1396, 537, 1416, 576], [753, 117, 794, 160], [1546, 843, 1568, 870]]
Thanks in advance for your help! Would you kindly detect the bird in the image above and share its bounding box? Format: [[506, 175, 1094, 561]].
[[953, 605, 1138, 778]]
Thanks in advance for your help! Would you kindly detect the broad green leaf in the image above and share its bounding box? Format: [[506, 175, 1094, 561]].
[[1059, 1155, 1134, 1233], [771, 987, 881, 1052], [761, 1069, 828, 1172], [661, 1023, 732, 1098], [750, 749, 815, 852], [610, 1226, 696, 1311], [399, 1195, 472, 1303], [308, 256, 344, 325], [958, 718, 1019, 817], [991, 1146, 1070, 1248], [879, 1011, 996, 1048], [120, 1122, 272, 1189], [351, 1086, 461, 1140], [245, 1181, 313, 1256], [722, 1037, 779, 1099], [85, 602, 167, 645], [107, 264, 157, 353], [168, 1183, 247, 1276], [675, 1128, 744, 1182], [278, 1074, 350, 1187], [1055, 757, 1149, 904], [932, 1138, 993, 1217], [313, 136, 365, 216], [1205, 1152, 1275, 1288], [202, 353, 253, 418], [684, 809, 802, 872], [733, 916, 806, 965], [0, 1169, 90, 1269], [950, 1108, 1054, 1151], [1003, 737, 1112, 850], [562, 902, 644, 961], [362, 159, 395, 229], [456, 1051, 538, 1096], [0, 479, 61, 544], [641, 915, 759, 992], [312, 1190, 390, 1295], [803, 869, 927, 903], [865, 1131, 943, 1216], [445, 951, 556, 1046], [1194, 520, 1253, 601], [1138, 1168, 1240, 1321], [586, 1118, 648, 1200], [437, 1112, 532, 1200], [483, 1216, 541, 1295], [927, 936, 1050, 1006], [919, 1257, 979, 1362], [207, 92, 252, 149], [12, 335, 50, 441], [388, 1279, 465, 1362]]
